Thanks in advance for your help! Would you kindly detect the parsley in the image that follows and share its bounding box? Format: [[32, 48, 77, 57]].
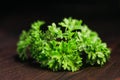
[[17, 17, 111, 72]]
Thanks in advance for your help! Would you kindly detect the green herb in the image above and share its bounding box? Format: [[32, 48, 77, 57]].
[[17, 17, 111, 72]]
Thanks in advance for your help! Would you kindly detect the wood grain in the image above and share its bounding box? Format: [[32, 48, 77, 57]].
[[0, 31, 120, 80]]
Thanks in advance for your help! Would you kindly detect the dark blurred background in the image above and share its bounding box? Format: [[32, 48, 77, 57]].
[[0, 0, 120, 39]]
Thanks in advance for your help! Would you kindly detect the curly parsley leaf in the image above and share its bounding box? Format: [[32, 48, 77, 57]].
[[17, 18, 111, 72]]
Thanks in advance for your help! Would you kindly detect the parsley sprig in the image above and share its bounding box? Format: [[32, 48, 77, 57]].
[[17, 17, 111, 72]]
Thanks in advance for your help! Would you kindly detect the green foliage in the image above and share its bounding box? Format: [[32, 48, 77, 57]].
[[17, 17, 111, 72]]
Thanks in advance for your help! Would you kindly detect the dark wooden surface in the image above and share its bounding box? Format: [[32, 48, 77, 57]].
[[0, 25, 120, 80]]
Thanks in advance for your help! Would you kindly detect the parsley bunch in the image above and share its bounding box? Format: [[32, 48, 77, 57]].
[[17, 17, 111, 72]]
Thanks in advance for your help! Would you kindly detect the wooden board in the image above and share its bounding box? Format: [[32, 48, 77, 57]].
[[0, 30, 120, 80]]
